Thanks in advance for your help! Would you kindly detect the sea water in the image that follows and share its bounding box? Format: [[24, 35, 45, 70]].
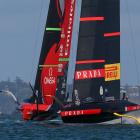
[[0, 114, 140, 140]]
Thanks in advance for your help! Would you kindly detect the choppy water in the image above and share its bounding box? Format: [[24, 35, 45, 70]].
[[0, 114, 140, 140]]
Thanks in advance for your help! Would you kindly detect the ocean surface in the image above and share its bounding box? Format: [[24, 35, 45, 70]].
[[0, 114, 140, 140]]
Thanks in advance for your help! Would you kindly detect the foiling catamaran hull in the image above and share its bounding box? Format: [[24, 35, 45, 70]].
[[20, 100, 140, 123], [61, 100, 140, 123], [30, 110, 58, 121], [19, 103, 59, 121]]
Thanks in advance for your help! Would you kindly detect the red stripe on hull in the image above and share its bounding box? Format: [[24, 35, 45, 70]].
[[104, 32, 120, 37], [61, 109, 102, 117], [80, 17, 104, 21], [20, 103, 49, 111], [20, 103, 50, 120], [76, 60, 105, 64], [126, 105, 140, 112]]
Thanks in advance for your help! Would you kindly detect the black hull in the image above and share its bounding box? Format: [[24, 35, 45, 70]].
[[62, 113, 118, 123], [61, 100, 138, 123]]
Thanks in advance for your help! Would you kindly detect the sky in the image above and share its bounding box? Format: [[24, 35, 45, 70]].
[[0, 0, 140, 85]]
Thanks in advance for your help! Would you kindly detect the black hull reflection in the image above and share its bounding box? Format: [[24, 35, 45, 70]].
[[31, 110, 58, 121]]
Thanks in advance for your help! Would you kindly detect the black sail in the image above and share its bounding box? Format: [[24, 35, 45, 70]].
[[34, 0, 62, 103], [103, 0, 120, 100], [70, 0, 120, 103], [60, 0, 140, 124], [34, 0, 76, 106]]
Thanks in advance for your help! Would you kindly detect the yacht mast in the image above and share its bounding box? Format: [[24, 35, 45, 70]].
[[66, 0, 82, 102]]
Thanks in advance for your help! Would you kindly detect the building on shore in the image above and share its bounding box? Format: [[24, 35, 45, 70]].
[[121, 85, 140, 104]]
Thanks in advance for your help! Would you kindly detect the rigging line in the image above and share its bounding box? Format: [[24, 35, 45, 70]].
[[29, 0, 45, 84], [125, 0, 140, 85]]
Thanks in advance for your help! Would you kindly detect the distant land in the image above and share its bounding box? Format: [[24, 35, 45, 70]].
[[0, 77, 140, 114], [0, 77, 32, 102], [0, 77, 140, 102], [0, 77, 32, 114]]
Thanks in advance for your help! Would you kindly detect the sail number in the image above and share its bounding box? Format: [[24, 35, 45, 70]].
[[44, 77, 55, 85]]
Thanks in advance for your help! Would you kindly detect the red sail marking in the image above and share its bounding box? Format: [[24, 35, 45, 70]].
[[105, 66, 118, 71], [56, 0, 76, 76], [104, 32, 120, 37], [41, 0, 76, 106], [75, 69, 105, 80], [61, 109, 102, 117], [56, 0, 62, 18], [80, 17, 104, 21], [76, 60, 105, 64], [41, 44, 59, 105]]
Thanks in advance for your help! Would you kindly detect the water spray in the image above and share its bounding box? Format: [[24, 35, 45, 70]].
[[0, 90, 20, 105]]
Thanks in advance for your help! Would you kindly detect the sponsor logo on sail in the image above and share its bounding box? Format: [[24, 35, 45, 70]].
[[49, 67, 53, 76], [75, 69, 105, 80], [44, 76, 55, 85], [105, 63, 120, 81]]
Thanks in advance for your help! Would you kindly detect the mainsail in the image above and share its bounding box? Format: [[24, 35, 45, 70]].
[[61, 0, 140, 123], [34, 0, 62, 105], [38, 0, 76, 107], [67, 0, 120, 103], [20, 0, 77, 120]]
